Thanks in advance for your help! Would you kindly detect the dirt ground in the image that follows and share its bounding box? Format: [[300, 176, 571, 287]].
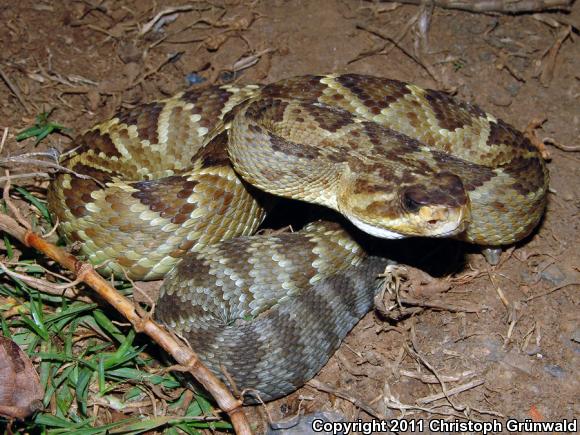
[[0, 0, 578, 433]]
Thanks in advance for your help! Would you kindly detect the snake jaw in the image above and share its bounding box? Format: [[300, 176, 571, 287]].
[[345, 215, 407, 239], [345, 202, 469, 240]]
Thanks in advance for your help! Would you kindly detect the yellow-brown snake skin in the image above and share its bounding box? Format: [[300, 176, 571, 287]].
[[48, 74, 548, 402]]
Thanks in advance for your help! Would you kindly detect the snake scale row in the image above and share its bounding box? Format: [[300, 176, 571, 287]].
[[48, 74, 548, 402]]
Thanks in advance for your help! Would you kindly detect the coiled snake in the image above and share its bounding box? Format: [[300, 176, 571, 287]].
[[48, 74, 548, 402]]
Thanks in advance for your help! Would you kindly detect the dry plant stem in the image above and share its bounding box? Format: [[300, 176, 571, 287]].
[[546, 141, 580, 152], [0, 155, 96, 181], [400, 369, 476, 383], [306, 379, 386, 419], [416, 379, 485, 404], [0, 66, 31, 113], [398, 296, 480, 313], [3, 173, 31, 231], [525, 281, 580, 301], [405, 343, 464, 412], [0, 263, 93, 302], [140, 5, 198, 36], [355, 23, 437, 81], [0, 128, 8, 155], [0, 173, 51, 183], [0, 214, 252, 435], [540, 25, 572, 85], [309, 378, 469, 420], [351, 12, 418, 64], [377, 0, 572, 13]]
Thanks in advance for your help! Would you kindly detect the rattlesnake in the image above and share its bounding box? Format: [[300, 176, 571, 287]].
[[47, 74, 548, 402]]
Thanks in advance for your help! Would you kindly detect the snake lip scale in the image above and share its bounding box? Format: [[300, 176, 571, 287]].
[[48, 74, 548, 402]]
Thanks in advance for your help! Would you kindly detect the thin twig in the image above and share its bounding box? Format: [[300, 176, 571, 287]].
[[140, 5, 198, 36], [416, 379, 485, 404], [539, 25, 572, 85], [350, 10, 419, 65], [130, 52, 184, 89], [355, 23, 438, 81], [398, 296, 481, 313], [306, 379, 386, 419], [7, 259, 68, 282], [0, 263, 93, 302], [0, 66, 31, 113], [3, 171, 31, 230], [400, 369, 476, 384], [310, 379, 469, 419], [376, 0, 573, 14], [406, 342, 464, 412], [0, 128, 8, 155], [525, 281, 580, 301], [544, 138, 580, 152], [0, 153, 103, 186], [0, 172, 51, 183]]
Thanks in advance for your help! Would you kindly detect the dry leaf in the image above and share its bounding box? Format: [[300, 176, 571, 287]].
[[0, 336, 44, 419]]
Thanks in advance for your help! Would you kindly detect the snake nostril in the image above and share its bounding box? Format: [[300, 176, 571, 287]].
[[428, 219, 438, 225]]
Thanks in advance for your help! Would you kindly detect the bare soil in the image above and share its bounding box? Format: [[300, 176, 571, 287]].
[[1, 0, 578, 433]]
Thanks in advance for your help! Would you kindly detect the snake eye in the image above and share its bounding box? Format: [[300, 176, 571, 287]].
[[401, 188, 428, 213], [402, 194, 421, 213]]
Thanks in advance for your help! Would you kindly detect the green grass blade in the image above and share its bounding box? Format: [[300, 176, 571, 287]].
[[15, 186, 53, 225], [75, 367, 93, 416], [92, 309, 126, 343]]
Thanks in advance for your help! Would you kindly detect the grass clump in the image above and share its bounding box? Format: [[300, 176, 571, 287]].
[[0, 188, 230, 434]]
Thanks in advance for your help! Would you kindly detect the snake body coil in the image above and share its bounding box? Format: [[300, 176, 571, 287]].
[[157, 222, 391, 401], [48, 74, 548, 401]]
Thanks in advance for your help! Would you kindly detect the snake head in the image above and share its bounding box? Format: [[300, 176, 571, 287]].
[[339, 171, 470, 239]]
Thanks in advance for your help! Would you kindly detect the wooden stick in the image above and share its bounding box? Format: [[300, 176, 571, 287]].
[[0, 213, 253, 435]]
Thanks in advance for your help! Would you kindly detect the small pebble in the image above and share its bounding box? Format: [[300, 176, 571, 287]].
[[185, 73, 206, 86], [520, 270, 534, 284], [267, 411, 347, 435], [562, 192, 574, 201], [505, 82, 522, 97], [540, 264, 566, 285], [489, 91, 512, 107], [117, 41, 142, 64], [524, 345, 541, 356], [502, 350, 534, 375], [219, 70, 239, 83], [543, 364, 566, 378], [478, 51, 494, 62], [362, 350, 383, 366]]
